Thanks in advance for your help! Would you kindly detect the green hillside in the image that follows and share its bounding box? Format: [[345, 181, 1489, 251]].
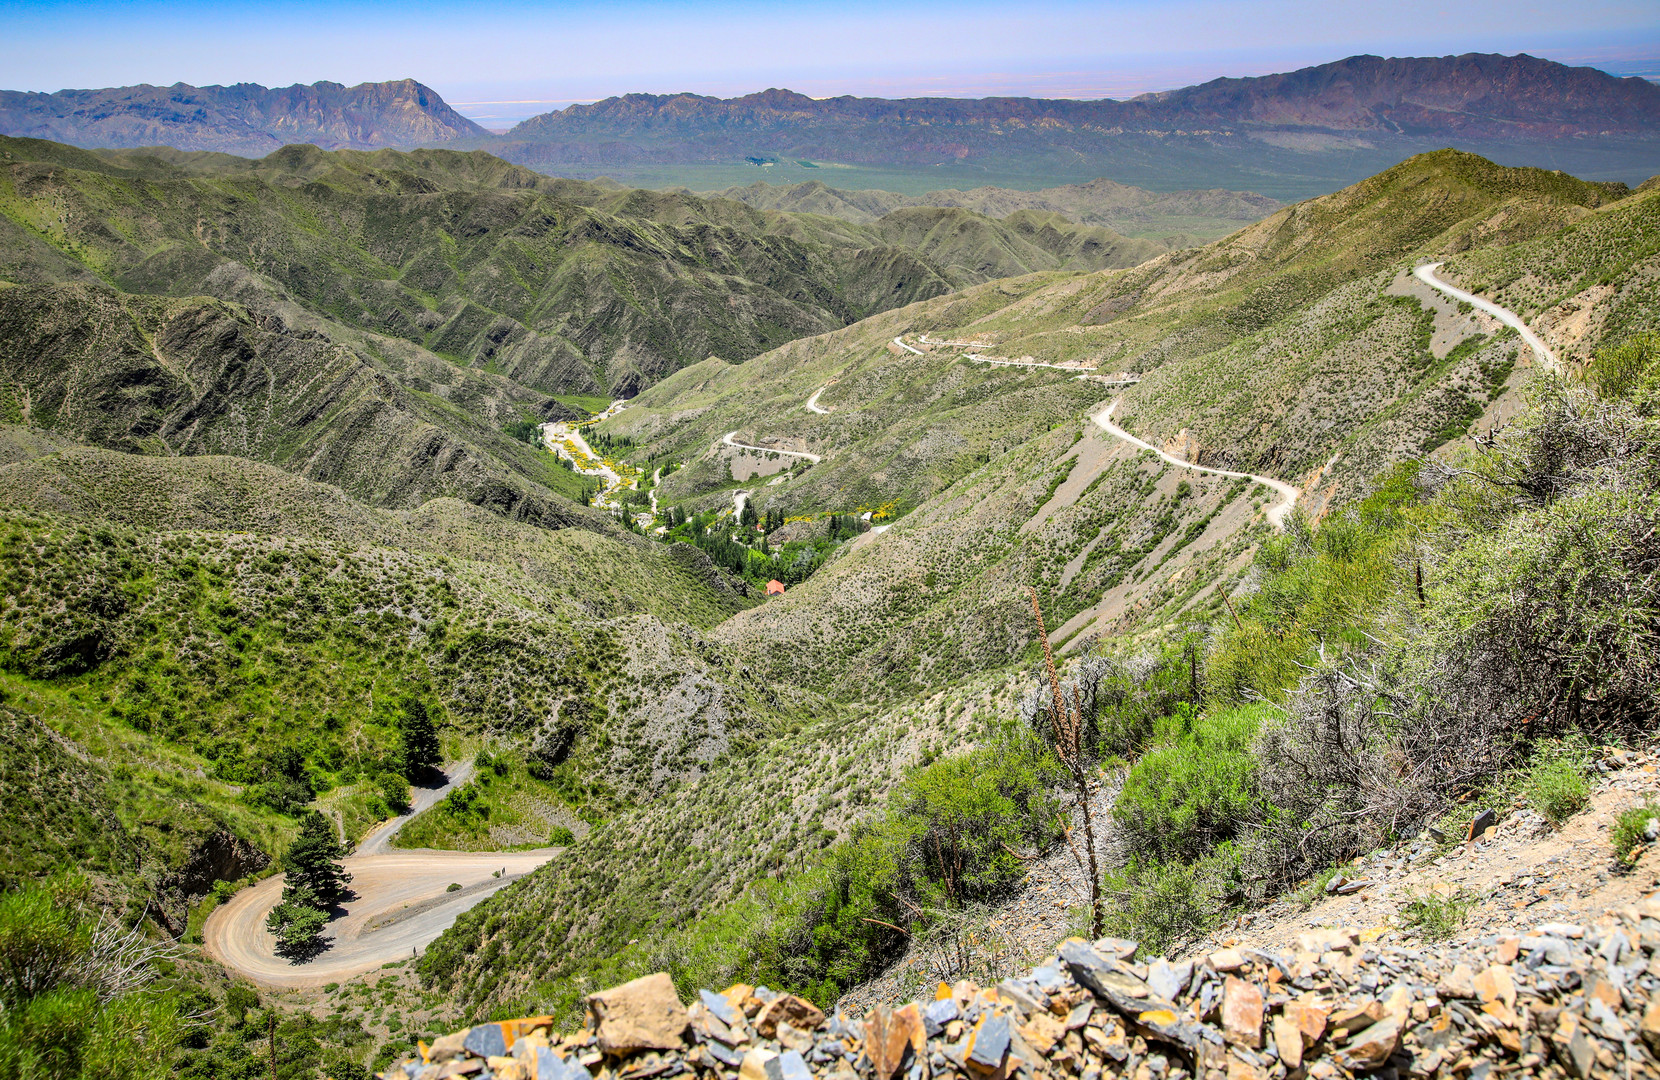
[[0, 137, 1176, 397], [1, 142, 1657, 1076]]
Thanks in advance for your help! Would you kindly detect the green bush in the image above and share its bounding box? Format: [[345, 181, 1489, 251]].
[[1100, 846, 1242, 958], [1112, 704, 1270, 862], [1585, 331, 1660, 400], [1612, 802, 1659, 865], [375, 773, 412, 815], [547, 826, 576, 846], [0, 883, 184, 1080], [1523, 746, 1592, 826]]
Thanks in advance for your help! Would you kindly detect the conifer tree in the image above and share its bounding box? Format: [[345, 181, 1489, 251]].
[[281, 810, 352, 907], [399, 698, 441, 782]]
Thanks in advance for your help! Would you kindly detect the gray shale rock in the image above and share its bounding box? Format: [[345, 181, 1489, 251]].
[[382, 893, 1660, 1080]]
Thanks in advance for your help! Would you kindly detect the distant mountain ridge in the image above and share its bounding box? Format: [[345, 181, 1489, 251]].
[[501, 53, 1660, 150], [0, 78, 488, 156]]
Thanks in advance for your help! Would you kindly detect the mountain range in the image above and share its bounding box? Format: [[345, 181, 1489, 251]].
[[0, 78, 489, 156], [3, 53, 1657, 199]]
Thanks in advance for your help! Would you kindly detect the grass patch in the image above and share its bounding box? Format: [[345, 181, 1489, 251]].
[[1398, 888, 1476, 942], [1612, 802, 1660, 866], [1523, 742, 1592, 826]]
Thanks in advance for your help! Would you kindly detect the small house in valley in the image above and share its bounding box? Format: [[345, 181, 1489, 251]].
[[766, 580, 785, 596]]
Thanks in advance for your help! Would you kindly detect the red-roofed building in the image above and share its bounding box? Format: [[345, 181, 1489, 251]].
[[766, 580, 785, 596]]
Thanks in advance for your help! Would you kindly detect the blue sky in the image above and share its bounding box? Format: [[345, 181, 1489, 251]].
[[4, 0, 1657, 125]]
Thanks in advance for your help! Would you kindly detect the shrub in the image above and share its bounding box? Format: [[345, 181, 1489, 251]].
[[266, 900, 329, 959], [1100, 846, 1242, 958], [547, 826, 576, 846], [1523, 745, 1592, 826], [1612, 803, 1659, 866], [375, 773, 412, 815], [1112, 705, 1269, 863], [1585, 331, 1659, 400], [0, 883, 183, 1080]]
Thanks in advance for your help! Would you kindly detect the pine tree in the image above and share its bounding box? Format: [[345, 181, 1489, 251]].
[[399, 698, 441, 782], [281, 810, 353, 907]]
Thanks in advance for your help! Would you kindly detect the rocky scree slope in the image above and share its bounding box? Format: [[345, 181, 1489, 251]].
[[387, 884, 1660, 1080]]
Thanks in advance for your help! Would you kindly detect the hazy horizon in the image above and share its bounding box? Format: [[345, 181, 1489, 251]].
[[5, 0, 1657, 127]]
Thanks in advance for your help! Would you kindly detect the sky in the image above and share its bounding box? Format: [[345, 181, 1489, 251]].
[[4, 0, 1658, 127]]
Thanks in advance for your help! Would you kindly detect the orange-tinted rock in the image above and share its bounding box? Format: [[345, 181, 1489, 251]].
[[1221, 977, 1264, 1048]]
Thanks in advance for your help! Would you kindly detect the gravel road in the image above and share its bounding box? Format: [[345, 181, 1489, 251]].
[[203, 763, 558, 988], [1090, 400, 1301, 530]]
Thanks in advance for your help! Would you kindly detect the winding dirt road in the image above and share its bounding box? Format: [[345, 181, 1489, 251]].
[[1090, 401, 1301, 530], [1414, 262, 1560, 373], [805, 387, 830, 414], [721, 431, 823, 463], [204, 766, 558, 989]]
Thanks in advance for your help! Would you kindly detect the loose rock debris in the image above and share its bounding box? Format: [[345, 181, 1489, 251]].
[[383, 892, 1660, 1080]]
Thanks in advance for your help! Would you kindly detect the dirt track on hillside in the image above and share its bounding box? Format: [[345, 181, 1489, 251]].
[[203, 765, 557, 989]]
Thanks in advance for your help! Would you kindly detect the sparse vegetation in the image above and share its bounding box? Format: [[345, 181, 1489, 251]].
[[1523, 743, 1593, 826], [1398, 888, 1476, 942]]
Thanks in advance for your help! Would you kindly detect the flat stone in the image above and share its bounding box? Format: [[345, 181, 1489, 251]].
[[1209, 949, 1247, 972], [1283, 1000, 1327, 1046], [587, 973, 691, 1054], [1328, 999, 1382, 1037], [967, 1013, 1012, 1072], [705, 1043, 743, 1069], [464, 1024, 508, 1059], [428, 1032, 468, 1064], [1146, 959, 1193, 1002], [775, 1021, 812, 1053], [1064, 1002, 1093, 1030], [1338, 1014, 1402, 1071], [1641, 998, 1660, 1055], [767, 1050, 812, 1080], [1094, 937, 1139, 959], [1221, 977, 1263, 1048], [700, 989, 739, 1026], [1495, 936, 1520, 964], [1058, 940, 1170, 1015], [1294, 928, 1357, 955], [1585, 974, 1623, 1011], [1556, 1026, 1595, 1078], [923, 997, 959, 1036], [738, 1048, 777, 1080], [757, 994, 826, 1038], [1535, 922, 1586, 939], [530, 1047, 567, 1080], [865, 1006, 920, 1080], [1272, 1015, 1303, 1071], [1471, 965, 1516, 1011], [1436, 963, 1476, 999], [1019, 1011, 1065, 1055]]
